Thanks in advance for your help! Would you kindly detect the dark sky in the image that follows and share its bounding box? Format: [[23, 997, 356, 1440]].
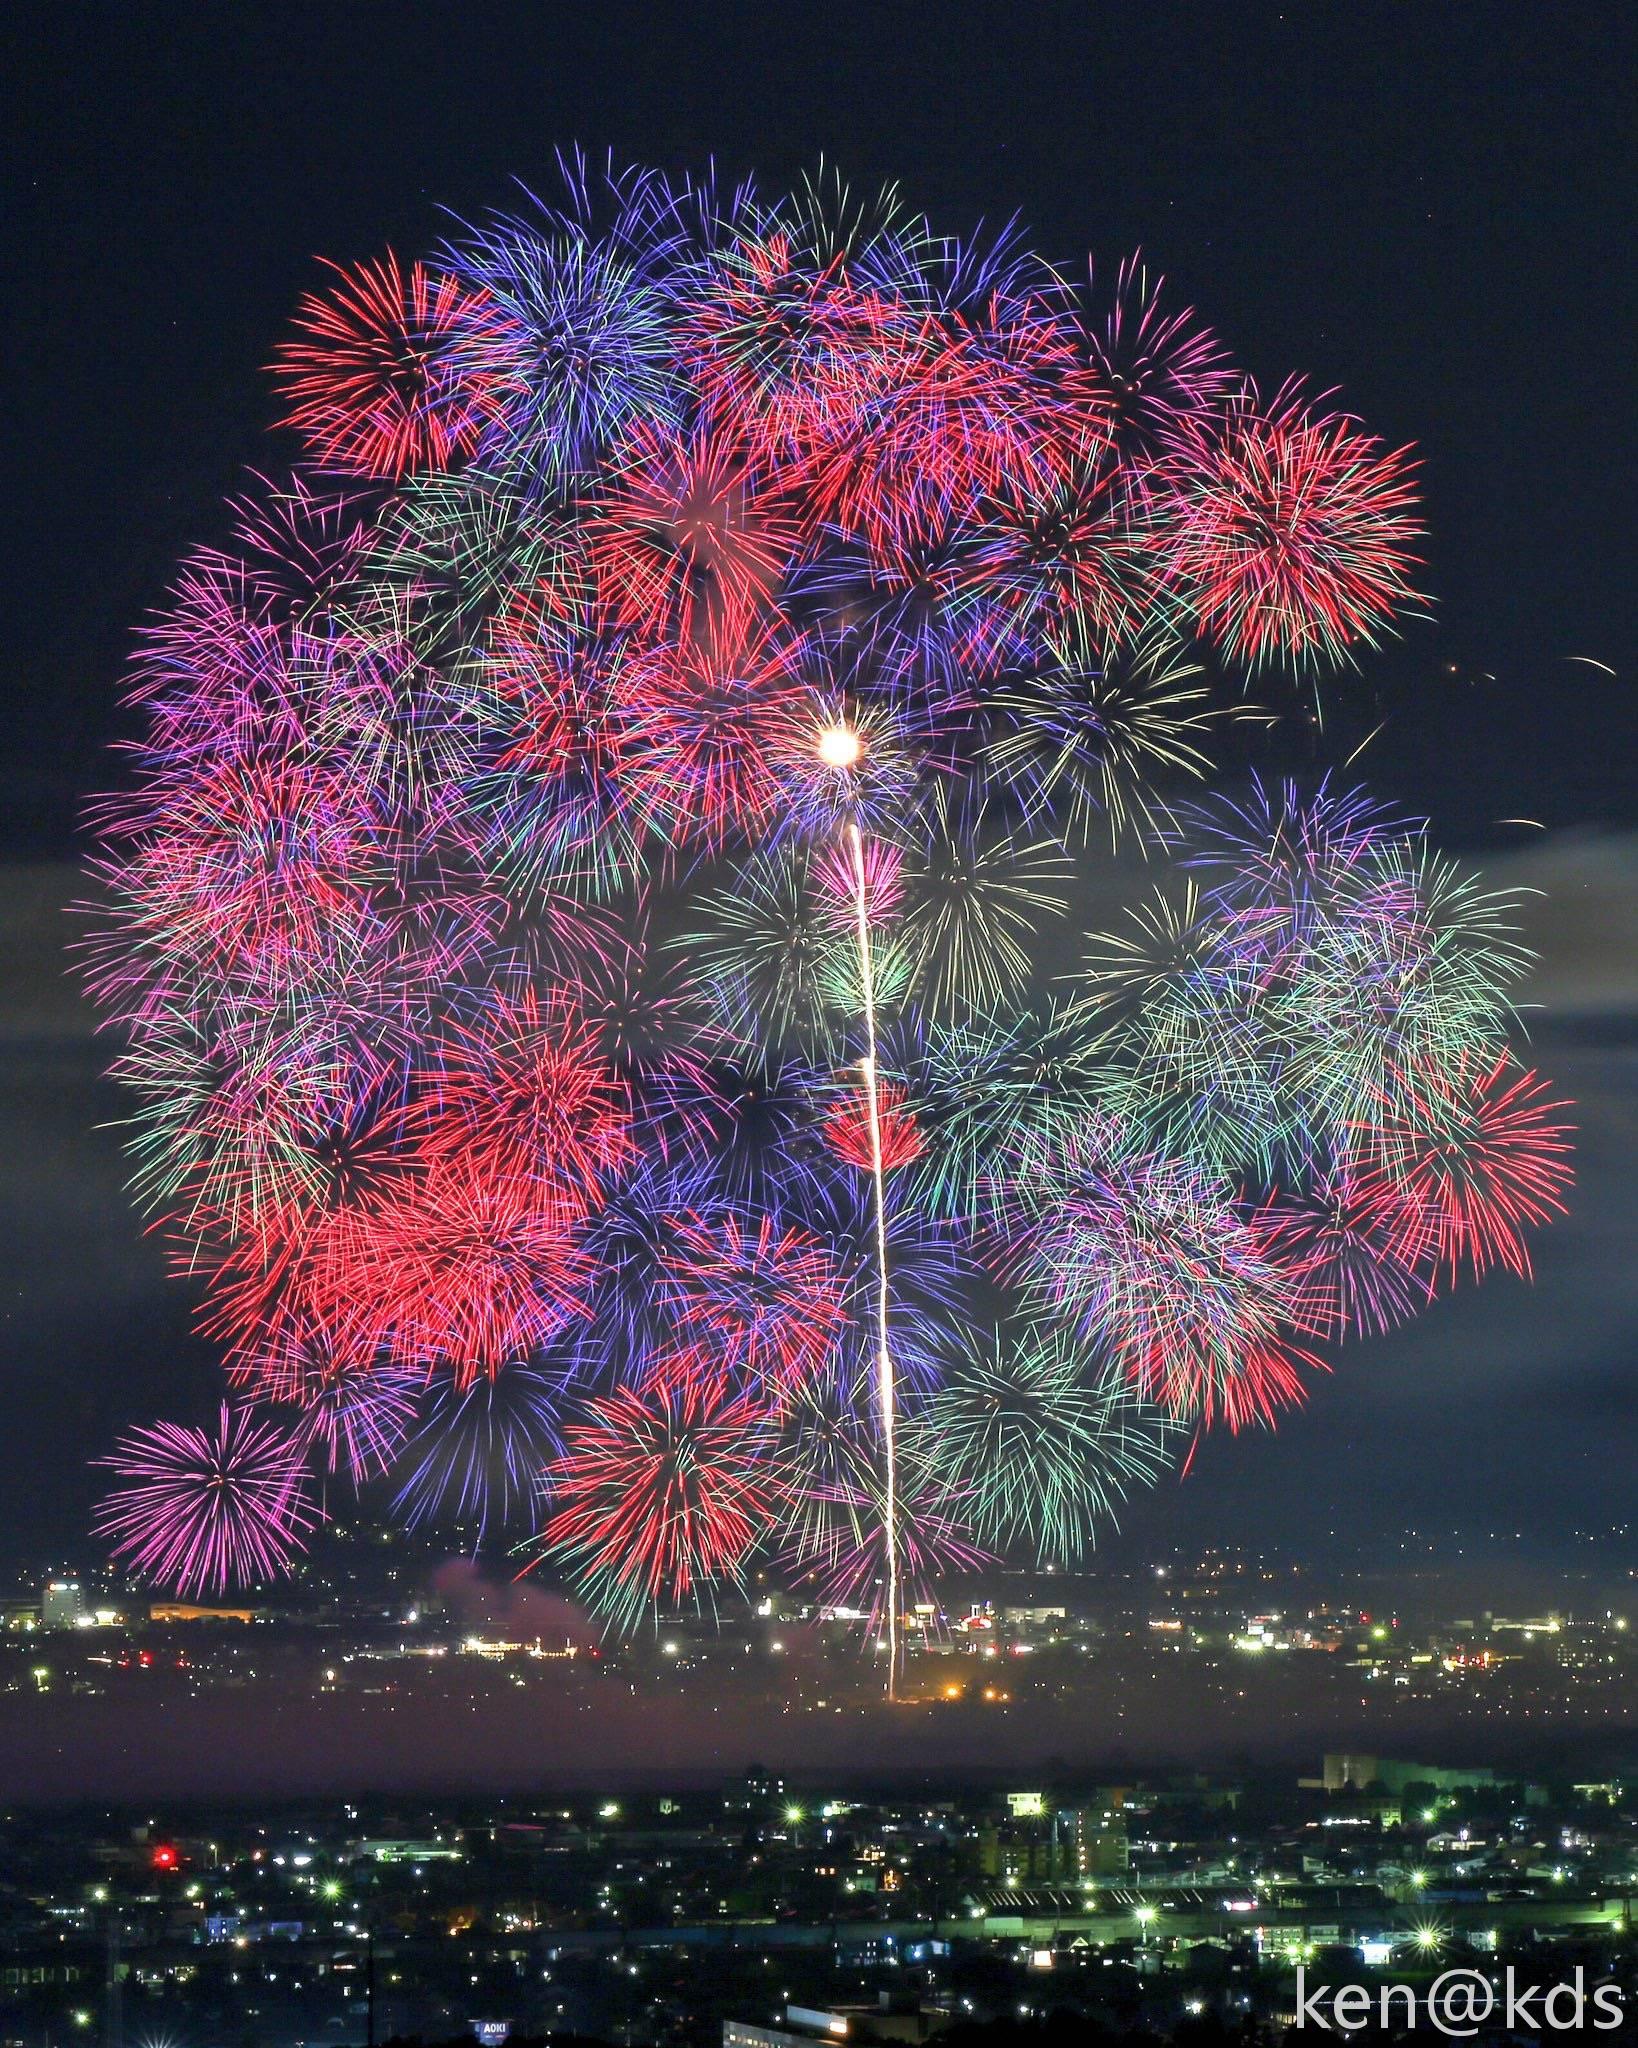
[[2, 2, 1635, 1571]]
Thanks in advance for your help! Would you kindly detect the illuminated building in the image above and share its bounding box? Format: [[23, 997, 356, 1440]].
[[979, 1803, 1129, 1883], [41, 1580, 86, 1631]]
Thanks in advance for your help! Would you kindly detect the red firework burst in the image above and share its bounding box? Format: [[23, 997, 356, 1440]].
[[102, 743, 392, 999], [533, 1371, 779, 1627], [422, 985, 633, 1205], [823, 1080, 925, 1174], [270, 253, 502, 480], [586, 417, 801, 647], [201, 1195, 372, 1393], [337, 1152, 592, 1382], [683, 230, 915, 462], [806, 307, 1065, 537], [616, 619, 808, 849], [1163, 381, 1423, 668], [1359, 1052, 1574, 1281]]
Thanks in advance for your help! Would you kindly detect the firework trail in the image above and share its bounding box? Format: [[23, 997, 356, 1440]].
[[80, 160, 1567, 1658], [847, 812, 901, 1693]]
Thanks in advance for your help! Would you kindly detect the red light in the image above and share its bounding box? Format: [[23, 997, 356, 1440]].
[[151, 1844, 178, 1870]]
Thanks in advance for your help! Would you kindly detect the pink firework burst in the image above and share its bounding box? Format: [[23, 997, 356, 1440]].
[[93, 1404, 321, 1596], [1071, 254, 1234, 469]]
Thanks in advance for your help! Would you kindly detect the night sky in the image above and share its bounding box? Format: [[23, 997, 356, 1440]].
[[3, 3, 1634, 1570]]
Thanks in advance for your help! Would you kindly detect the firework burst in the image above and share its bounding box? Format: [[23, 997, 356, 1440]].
[[391, 1367, 566, 1542], [270, 253, 500, 481], [1162, 380, 1424, 670], [996, 1116, 1320, 1429], [530, 1371, 780, 1632], [93, 1406, 321, 1598], [82, 162, 1566, 1657], [917, 1330, 1178, 1565]]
